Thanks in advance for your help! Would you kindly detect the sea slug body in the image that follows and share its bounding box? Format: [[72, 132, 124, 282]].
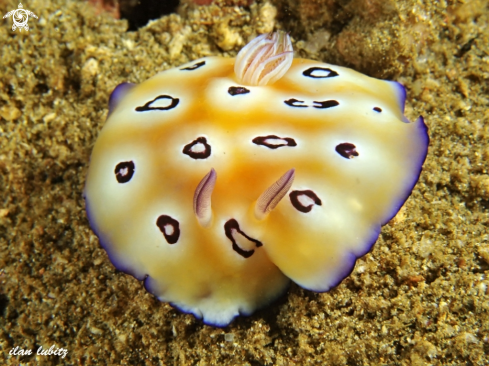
[[84, 31, 429, 326]]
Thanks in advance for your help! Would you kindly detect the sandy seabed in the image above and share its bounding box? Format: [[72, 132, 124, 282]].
[[0, 0, 488, 364]]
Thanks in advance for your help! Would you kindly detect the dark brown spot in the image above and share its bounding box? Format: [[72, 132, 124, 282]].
[[313, 100, 339, 109], [228, 86, 250, 96], [289, 190, 322, 213], [303, 67, 339, 78], [114, 161, 135, 183], [455, 38, 476, 58], [183, 137, 211, 159], [336, 143, 359, 159], [135, 95, 179, 112], [156, 215, 180, 244], [373, 107, 382, 112], [224, 219, 262, 258], [284, 98, 307, 108], [180, 61, 205, 70], [252, 135, 297, 149]]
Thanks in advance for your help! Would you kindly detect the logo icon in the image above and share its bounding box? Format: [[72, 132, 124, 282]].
[[3, 3, 38, 32]]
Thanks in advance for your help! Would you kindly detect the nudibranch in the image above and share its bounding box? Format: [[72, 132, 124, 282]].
[[84, 32, 429, 326]]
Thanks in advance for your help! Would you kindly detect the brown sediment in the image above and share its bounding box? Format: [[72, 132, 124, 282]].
[[0, 0, 488, 365]]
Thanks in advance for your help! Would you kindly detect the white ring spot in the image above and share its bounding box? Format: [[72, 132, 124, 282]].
[[164, 224, 174, 236], [298, 194, 315, 208], [190, 143, 206, 153]]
